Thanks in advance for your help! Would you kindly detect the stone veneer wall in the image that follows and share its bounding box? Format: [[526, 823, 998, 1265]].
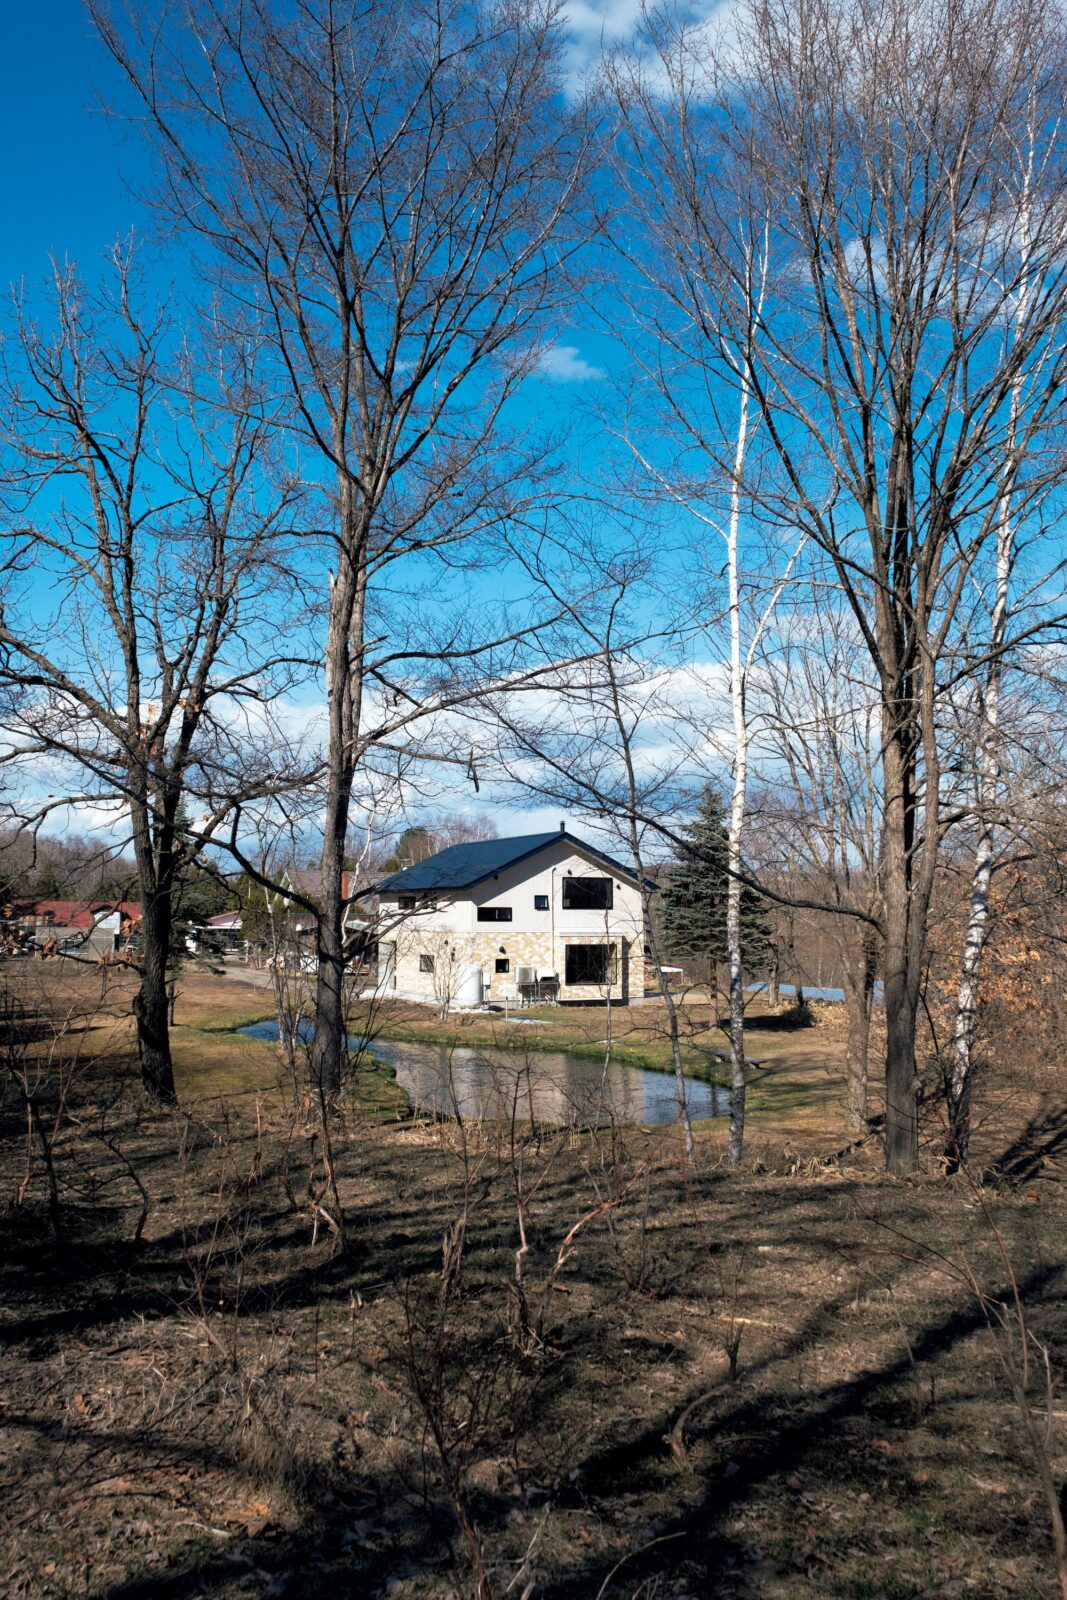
[[390, 927, 646, 1005]]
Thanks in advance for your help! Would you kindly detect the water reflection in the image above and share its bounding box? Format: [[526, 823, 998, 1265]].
[[240, 1020, 727, 1126]]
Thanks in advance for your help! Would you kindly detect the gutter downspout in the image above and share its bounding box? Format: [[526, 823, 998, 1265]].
[[550, 865, 556, 985]]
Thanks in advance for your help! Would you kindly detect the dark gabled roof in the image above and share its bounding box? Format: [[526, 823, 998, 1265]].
[[370, 829, 656, 895]]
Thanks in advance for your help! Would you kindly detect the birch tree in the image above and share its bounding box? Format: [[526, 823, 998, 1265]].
[[608, 40, 803, 1166], [613, 0, 1067, 1173]]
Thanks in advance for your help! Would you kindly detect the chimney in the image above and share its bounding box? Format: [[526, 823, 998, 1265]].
[[559, 820, 565, 832]]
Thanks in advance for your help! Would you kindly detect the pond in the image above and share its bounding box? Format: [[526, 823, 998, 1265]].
[[239, 1019, 728, 1126]]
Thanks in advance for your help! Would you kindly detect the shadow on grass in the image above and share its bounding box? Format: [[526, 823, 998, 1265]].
[[987, 1103, 1067, 1187]]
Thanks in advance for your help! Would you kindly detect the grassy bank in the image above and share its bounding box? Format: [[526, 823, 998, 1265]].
[[351, 1007, 733, 1081]]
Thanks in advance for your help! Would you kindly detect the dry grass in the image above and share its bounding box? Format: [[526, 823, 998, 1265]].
[[1, 959, 1065, 1600]]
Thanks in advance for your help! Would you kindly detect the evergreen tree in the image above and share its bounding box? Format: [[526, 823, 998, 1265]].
[[660, 788, 772, 971], [236, 876, 273, 949], [378, 825, 435, 873], [32, 862, 63, 899]]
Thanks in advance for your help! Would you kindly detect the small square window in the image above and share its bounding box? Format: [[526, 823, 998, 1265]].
[[398, 895, 416, 911], [495, 958, 510, 974], [534, 894, 549, 911], [419, 953, 434, 974]]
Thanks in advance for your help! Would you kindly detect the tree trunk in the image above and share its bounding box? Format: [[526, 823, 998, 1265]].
[[843, 930, 876, 1134], [947, 808, 995, 1166], [879, 669, 921, 1174], [134, 889, 176, 1104], [883, 984, 919, 1174], [130, 797, 177, 1105], [309, 505, 365, 1107], [725, 371, 752, 1170], [767, 947, 780, 1008], [310, 818, 349, 1104], [882, 816, 920, 1173]]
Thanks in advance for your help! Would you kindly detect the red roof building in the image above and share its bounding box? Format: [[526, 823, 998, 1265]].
[[9, 900, 141, 930]]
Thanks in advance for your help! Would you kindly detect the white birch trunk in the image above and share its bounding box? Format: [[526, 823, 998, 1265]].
[[947, 446, 1012, 1161], [726, 373, 751, 1168], [947, 166, 1034, 1165]]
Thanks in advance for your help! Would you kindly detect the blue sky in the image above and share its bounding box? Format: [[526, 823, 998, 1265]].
[[0, 2, 751, 859], [0, 2, 154, 295], [0, 3, 675, 853]]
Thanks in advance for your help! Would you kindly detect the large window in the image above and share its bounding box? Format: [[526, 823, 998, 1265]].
[[476, 906, 512, 922], [565, 944, 617, 986], [561, 876, 613, 911]]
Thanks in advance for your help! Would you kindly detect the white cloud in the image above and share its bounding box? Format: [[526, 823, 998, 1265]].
[[558, 0, 742, 97], [535, 343, 607, 383]]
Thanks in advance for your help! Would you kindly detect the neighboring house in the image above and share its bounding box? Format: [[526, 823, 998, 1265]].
[[5, 899, 142, 956], [273, 868, 364, 935], [370, 826, 652, 1006], [205, 911, 242, 952], [260, 869, 376, 976]]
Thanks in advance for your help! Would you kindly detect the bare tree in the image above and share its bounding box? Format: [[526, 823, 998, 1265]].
[[608, 40, 805, 1166], [944, 78, 1067, 1165], [0, 252, 299, 1101], [92, 0, 592, 1104], [611, 0, 1067, 1172], [752, 589, 883, 1132]]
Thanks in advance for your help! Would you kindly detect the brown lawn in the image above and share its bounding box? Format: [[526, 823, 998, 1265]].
[[1, 957, 1064, 1600]]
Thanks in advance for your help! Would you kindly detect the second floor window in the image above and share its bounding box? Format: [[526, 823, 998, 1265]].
[[561, 876, 613, 911], [476, 906, 512, 922]]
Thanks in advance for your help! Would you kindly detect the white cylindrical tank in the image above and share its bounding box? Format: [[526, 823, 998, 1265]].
[[454, 964, 484, 1007]]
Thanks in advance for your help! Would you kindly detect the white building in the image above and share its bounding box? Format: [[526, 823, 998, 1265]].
[[369, 825, 652, 1006]]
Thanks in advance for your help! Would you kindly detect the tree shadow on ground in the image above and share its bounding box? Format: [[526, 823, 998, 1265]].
[[68, 1256, 1064, 1600], [987, 1103, 1067, 1187]]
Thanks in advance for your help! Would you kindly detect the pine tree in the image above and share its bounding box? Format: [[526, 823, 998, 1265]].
[[236, 875, 273, 948], [660, 788, 771, 971]]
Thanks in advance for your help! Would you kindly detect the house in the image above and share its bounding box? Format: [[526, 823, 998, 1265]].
[[205, 911, 243, 952], [251, 868, 376, 972], [370, 825, 652, 1006], [272, 868, 364, 935], [5, 900, 142, 956]]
